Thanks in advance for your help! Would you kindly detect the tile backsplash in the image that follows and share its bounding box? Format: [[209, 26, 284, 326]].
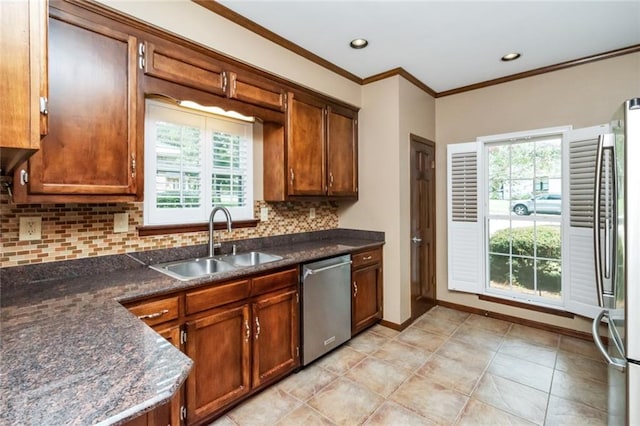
[[0, 197, 338, 268]]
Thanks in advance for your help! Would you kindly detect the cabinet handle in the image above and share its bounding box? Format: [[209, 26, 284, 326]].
[[353, 281, 358, 297], [362, 255, 373, 261], [39, 97, 48, 115], [255, 316, 261, 340], [131, 154, 136, 178], [244, 319, 250, 342], [137, 309, 169, 320], [222, 72, 228, 92], [329, 172, 334, 187], [290, 168, 295, 184]]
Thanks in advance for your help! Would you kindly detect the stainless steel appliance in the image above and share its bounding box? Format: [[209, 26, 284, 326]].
[[592, 97, 640, 425], [301, 254, 352, 366]]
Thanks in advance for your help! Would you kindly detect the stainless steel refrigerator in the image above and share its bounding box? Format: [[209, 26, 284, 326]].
[[592, 97, 639, 425]]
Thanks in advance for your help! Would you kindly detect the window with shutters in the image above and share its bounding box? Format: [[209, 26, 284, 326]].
[[144, 100, 253, 225], [485, 135, 563, 305], [448, 124, 608, 315]]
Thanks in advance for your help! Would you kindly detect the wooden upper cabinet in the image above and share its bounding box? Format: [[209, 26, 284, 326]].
[[228, 71, 285, 112], [279, 91, 358, 199], [13, 8, 140, 202], [0, 0, 48, 173], [142, 39, 227, 97], [287, 93, 326, 196], [327, 106, 358, 197]]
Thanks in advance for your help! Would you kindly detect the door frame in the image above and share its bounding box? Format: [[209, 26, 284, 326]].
[[410, 133, 437, 318]]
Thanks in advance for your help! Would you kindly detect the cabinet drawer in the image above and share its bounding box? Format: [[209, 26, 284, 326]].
[[128, 296, 180, 327], [185, 280, 250, 315], [351, 248, 382, 269], [143, 40, 226, 96], [252, 268, 298, 296], [229, 71, 285, 111]]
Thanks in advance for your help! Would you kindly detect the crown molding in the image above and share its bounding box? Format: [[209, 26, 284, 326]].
[[363, 68, 437, 97], [192, 0, 362, 84], [437, 44, 640, 98]]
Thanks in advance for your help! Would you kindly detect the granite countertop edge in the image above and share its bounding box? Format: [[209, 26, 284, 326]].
[[0, 229, 384, 425]]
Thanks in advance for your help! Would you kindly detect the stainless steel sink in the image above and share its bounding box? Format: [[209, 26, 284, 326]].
[[150, 257, 237, 281], [150, 251, 283, 281], [217, 251, 283, 267]]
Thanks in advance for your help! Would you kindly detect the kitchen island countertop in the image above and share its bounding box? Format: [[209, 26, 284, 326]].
[[0, 229, 383, 425]]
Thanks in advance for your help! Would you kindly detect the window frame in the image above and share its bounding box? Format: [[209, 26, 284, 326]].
[[478, 126, 571, 309], [143, 99, 254, 226]]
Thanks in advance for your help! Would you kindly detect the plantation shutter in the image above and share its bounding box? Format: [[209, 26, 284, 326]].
[[562, 124, 609, 318], [447, 142, 483, 294]]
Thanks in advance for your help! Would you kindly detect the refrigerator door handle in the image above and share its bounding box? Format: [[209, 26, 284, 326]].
[[592, 310, 626, 371], [593, 134, 616, 306], [594, 135, 605, 307]]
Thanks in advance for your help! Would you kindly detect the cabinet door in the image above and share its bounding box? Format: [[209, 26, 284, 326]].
[[185, 305, 250, 424], [352, 263, 383, 335], [155, 325, 183, 426], [287, 93, 326, 196], [252, 288, 299, 388], [0, 0, 48, 173], [327, 107, 358, 197], [25, 11, 138, 197]]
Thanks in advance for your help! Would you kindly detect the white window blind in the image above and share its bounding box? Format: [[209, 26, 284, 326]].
[[144, 100, 254, 226], [447, 142, 483, 294], [450, 152, 478, 222], [563, 124, 609, 319]]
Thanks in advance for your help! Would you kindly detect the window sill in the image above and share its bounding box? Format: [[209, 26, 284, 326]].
[[478, 294, 574, 318], [138, 219, 259, 237]]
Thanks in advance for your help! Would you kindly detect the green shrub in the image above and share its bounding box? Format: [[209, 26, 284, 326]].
[[489, 226, 561, 293]]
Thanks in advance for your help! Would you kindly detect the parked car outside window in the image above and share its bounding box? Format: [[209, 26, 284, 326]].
[[512, 193, 561, 215]]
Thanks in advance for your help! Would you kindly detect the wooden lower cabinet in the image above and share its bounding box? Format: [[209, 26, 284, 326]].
[[184, 304, 251, 425], [126, 267, 301, 425], [351, 248, 383, 335], [252, 289, 299, 388], [156, 325, 185, 426]]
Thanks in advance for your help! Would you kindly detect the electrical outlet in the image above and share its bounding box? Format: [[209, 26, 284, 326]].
[[260, 207, 269, 222], [309, 207, 316, 219], [19, 217, 42, 241], [113, 213, 129, 233]]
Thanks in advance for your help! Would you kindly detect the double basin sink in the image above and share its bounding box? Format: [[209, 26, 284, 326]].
[[150, 251, 283, 281]]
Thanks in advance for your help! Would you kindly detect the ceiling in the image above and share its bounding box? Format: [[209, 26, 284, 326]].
[[215, 1, 640, 94]]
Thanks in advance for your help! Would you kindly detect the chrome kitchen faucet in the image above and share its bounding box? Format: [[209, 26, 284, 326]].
[[209, 206, 232, 257]]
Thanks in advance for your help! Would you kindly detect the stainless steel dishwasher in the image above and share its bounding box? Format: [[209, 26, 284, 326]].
[[301, 254, 352, 366]]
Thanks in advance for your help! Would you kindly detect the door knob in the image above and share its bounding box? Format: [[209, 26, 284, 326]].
[[412, 237, 422, 243]]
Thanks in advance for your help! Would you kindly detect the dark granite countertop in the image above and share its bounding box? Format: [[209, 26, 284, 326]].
[[0, 229, 383, 425]]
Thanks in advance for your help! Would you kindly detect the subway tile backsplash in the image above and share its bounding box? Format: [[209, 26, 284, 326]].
[[0, 197, 338, 268]]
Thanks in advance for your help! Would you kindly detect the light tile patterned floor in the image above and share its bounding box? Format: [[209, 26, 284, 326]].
[[210, 306, 608, 426]]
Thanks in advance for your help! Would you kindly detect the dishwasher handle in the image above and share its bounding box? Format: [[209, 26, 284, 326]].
[[303, 260, 352, 280]]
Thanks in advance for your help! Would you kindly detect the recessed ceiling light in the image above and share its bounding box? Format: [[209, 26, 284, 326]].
[[350, 38, 369, 49], [501, 52, 521, 62]]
